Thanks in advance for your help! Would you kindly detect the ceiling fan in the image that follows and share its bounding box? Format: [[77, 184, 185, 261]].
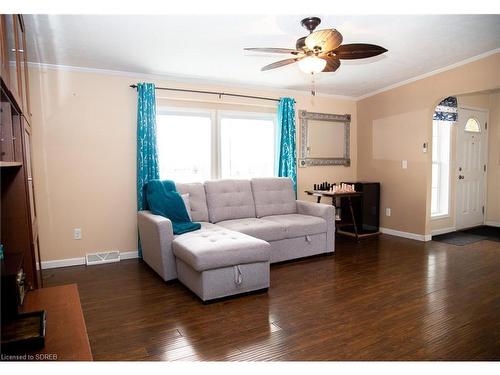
[[245, 17, 388, 74]]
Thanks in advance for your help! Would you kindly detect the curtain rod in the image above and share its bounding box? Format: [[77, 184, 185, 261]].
[[129, 84, 280, 102], [156, 95, 278, 109]]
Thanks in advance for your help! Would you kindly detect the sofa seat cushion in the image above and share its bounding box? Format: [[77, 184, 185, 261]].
[[172, 224, 270, 272], [172, 222, 217, 239], [263, 214, 327, 238], [217, 218, 287, 242]]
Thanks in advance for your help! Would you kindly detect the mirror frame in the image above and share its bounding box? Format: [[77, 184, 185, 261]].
[[298, 110, 351, 167]]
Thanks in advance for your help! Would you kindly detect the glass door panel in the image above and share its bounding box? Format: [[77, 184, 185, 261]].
[[16, 16, 29, 117], [24, 123, 37, 221], [5, 15, 20, 101], [15, 15, 27, 113]]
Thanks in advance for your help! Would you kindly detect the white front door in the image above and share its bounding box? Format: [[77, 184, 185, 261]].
[[455, 108, 488, 230]]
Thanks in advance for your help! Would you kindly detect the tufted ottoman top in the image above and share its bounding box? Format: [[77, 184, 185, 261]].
[[172, 223, 270, 272]]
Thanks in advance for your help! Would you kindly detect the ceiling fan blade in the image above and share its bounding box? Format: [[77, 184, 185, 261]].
[[305, 29, 343, 53], [261, 57, 301, 71], [245, 48, 300, 55], [333, 44, 388, 59], [322, 57, 341, 72]]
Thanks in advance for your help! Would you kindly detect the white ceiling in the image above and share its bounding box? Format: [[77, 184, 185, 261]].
[[25, 14, 500, 98]]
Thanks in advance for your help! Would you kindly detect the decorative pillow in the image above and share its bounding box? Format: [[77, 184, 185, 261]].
[[181, 193, 192, 221]]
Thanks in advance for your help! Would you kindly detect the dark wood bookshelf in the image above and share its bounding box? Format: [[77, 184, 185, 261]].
[[1, 15, 41, 295]]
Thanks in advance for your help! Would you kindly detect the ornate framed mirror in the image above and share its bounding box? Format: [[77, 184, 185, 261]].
[[298, 110, 351, 167]]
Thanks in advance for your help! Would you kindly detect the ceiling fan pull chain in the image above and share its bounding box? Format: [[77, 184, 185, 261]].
[[310, 72, 316, 105], [311, 72, 314, 96]]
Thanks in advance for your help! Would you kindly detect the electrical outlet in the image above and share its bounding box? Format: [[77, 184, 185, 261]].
[[385, 208, 391, 217], [402, 160, 408, 169], [74, 228, 82, 240]]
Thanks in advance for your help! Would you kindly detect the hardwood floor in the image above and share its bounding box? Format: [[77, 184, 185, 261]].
[[42, 234, 500, 360]]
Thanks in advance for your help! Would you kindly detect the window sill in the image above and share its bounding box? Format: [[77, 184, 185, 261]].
[[431, 213, 451, 221]]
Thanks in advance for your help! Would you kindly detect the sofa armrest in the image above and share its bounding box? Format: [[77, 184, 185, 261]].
[[296, 200, 335, 223], [296, 200, 335, 253], [137, 210, 177, 281]]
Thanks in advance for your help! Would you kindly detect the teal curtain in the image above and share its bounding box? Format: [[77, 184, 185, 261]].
[[136, 83, 159, 256], [277, 97, 297, 193]]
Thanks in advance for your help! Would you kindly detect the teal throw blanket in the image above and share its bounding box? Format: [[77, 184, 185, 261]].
[[146, 179, 201, 235]]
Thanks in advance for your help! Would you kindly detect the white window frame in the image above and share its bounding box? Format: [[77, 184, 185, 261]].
[[157, 107, 277, 181], [431, 120, 452, 219], [218, 110, 277, 179]]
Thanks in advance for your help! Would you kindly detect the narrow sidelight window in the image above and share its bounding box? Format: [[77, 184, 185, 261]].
[[431, 120, 451, 217]]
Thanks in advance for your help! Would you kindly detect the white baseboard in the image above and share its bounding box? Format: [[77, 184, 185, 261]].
[[39, 250, 139, 270], [39, 256, 86, 270], [431, 227, 456, 236], [485, 221, 500, 228], [380, 227, 431, 242]]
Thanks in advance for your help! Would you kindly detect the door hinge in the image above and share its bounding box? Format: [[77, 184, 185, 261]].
[[482, 206, 485, 215], [484, 164, 487, 172], [485, 122, 487, 130]]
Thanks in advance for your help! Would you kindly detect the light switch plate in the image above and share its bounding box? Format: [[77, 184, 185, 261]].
[[385, 208, 391, 217], [402, 160, 408, 169]]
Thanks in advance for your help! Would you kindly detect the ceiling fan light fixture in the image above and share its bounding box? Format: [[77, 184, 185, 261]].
[[245, 17, 388, 75], [298, 55, 326, 74]]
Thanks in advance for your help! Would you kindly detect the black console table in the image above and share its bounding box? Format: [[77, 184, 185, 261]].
[[305, 190, 364, 241], [305, 183, 381, 242]]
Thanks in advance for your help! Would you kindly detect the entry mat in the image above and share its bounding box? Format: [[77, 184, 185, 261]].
[[432, 226, 500, 246]]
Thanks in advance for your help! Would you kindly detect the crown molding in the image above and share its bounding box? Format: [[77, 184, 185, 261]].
[[28, 47, 500, 103], [27, 61, 357, 101], [355, 48, 500, 101]]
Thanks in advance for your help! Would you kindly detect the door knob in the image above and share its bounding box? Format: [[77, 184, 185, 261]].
[[458, 175, 464, 179]]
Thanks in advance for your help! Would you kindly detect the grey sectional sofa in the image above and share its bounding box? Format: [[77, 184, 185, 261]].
[[137, 177, 335, 302]]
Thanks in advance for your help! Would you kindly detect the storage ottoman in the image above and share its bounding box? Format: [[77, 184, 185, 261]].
[[172, 224, 270, 302]]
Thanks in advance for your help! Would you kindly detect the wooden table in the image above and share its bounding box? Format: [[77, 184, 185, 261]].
[[305, 190, 364, 242], [20, 284, 93, 360]]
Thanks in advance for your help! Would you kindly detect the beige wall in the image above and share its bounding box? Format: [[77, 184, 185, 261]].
[[357, 52, 500, 236], [29, 66, 357, 262], [458, 93, 491, 109]]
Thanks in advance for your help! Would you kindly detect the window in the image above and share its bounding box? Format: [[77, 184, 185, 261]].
[[156, 111, 213, 183], [464, 118, 481, 133], [156, 109, 276, 182], [431, 120, 451, 217], [220, 113, 275, 179]]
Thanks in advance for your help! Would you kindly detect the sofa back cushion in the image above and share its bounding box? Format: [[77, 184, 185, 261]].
[[204, 179, 256, 223], [251, 177, 297, 217], [176, 182, 209, 222]]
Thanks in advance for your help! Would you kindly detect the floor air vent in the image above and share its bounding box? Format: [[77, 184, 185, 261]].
[[86, 251, 121, 266]]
